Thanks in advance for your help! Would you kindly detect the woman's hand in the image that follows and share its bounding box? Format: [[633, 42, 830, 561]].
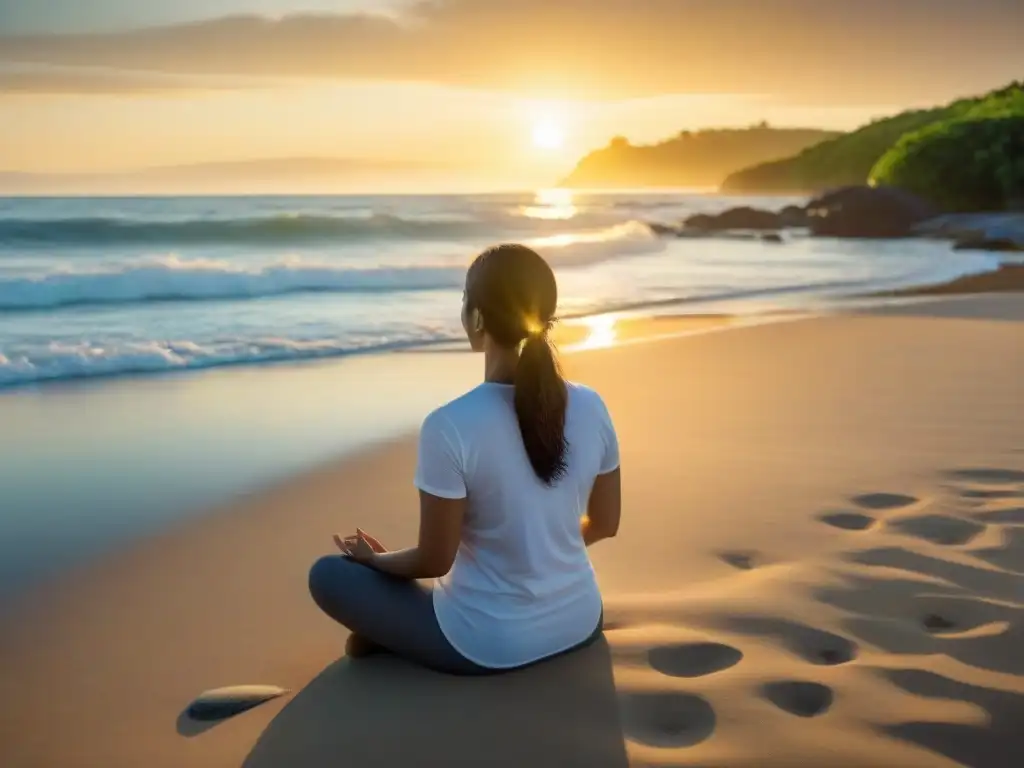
[[333, 528, 387, 564]]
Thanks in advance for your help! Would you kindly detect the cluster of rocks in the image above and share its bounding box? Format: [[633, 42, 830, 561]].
[[914, 212, 1024, 252], [684, 205, 808, 232], [650, 185, 1024, 251]]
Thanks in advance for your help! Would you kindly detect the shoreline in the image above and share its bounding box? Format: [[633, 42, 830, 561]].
[[0, 303, 781, 395], [2, 292, 1022, 767], [0, 269, 989, 395]]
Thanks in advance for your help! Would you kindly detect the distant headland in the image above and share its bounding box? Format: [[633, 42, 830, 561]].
[[559, 125, 839, 189]]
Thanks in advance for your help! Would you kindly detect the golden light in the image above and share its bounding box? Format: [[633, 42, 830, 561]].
[[521, 188, 577, 220], [578, 315, 618, 350], [532, 119, 565, 150]]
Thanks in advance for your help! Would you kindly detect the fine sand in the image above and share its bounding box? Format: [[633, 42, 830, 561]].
[[2, 294, 1024, 767]]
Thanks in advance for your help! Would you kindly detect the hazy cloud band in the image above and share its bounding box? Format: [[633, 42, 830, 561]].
[[1, 0, 1021, 101]]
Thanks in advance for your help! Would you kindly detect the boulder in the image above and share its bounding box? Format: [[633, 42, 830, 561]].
[[683, 206, 781, 232], [779, 205, 808, 228], [647, 222, 680, 237], [806, 185, 936, 238], [914, 212, 1024, 248], [676, 230, 759, 241]]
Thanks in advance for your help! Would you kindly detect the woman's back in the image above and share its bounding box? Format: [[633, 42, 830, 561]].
[[309, 244, 620, 676], [415, 381, 619, 668]]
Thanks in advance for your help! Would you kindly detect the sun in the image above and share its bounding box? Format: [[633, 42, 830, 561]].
[[532, 119, 565, 150]]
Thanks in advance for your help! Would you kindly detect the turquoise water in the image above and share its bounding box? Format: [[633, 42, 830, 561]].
[[0, 191, 998, 388]]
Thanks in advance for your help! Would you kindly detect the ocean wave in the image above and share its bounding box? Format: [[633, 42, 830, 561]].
[[0, 213, 483, 247], [0, 222, 664, 311], [0, 256, 465, 310], [530, 220, 663, 265], [613, 199, 692, 210], [0, 208, 631, 247], [0, 335, 461, 388]]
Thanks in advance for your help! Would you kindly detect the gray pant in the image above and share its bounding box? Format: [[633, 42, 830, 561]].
[[308, 555, 603, 676]]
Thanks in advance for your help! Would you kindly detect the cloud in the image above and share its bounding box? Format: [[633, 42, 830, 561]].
[[0, 64, 269, 94], [0, 0, 1021, 103]]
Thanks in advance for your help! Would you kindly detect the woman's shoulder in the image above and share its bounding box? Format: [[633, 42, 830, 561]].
[[566, 381, 613, 420], [423, 383, 507, 431], [566, 380, 604, 405]]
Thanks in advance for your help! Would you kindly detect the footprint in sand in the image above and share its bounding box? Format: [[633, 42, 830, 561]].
[[717, 550, 761, 570], [887, 514, 986, 546], [619, 692, 716, 748], [724, 617, 858, 666], [946, 468, 1024, 485], [851, 492, 919, 511], [818, 492, 919, 532], [761, 681, 834, 718], [648, 642, 743, 678], [917, 592, 1009, 635], [922, 613, 959, 634], [974, 507, 1024, 525], [960, 489, 1023, 500], [972, 526, 1024, 574], [818, 511, 876, 531]]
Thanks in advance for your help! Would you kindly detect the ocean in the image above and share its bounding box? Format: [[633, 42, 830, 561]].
[[0, 190, 1000, 389]]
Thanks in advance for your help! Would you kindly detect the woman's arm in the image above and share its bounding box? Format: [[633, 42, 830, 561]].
[[359, 491, 465, 579], [581, 468, 621, 547]]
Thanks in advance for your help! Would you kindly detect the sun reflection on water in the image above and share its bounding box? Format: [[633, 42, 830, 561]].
[[577, 314, 618, 350], [521, 188, 577, 221]]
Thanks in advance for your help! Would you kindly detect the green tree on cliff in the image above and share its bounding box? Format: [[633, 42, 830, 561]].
[[870, 115, 1024, 212]]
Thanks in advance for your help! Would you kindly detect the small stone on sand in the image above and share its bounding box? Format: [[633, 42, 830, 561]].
[[186, 685, 287, 721]]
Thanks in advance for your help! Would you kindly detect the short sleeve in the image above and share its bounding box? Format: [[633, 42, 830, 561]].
[[594, 393, 620, 475], [413, 409, 467, 499]]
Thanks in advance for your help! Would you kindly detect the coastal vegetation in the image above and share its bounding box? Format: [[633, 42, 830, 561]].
[[870, 114, 1024, 212], [721, 82, 1024, 209]]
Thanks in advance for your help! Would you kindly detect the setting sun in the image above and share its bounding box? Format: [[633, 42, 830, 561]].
[[531, 119, 566, 150]]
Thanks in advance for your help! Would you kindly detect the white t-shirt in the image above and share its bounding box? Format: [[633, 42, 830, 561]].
[[414, 381, 619, 669]]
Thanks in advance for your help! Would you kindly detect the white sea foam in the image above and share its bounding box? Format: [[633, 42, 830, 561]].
[[0, 335, 455, 388], [0, 222, 663, 310]]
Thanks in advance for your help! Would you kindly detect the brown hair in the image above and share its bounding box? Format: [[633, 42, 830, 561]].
[[466, 244, 568, 484]]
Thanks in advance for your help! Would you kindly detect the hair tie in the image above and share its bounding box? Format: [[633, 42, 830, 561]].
[[522, 316, 549, 340]]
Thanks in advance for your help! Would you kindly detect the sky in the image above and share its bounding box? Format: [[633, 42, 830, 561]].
[[0, 0, 1022, 190]]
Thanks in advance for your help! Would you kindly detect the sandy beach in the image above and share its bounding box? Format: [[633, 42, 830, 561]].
[[2, 292, 1024, 767], [4, 5, 1022, 766]]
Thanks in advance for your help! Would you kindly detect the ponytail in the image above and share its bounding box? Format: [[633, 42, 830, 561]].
[[514, 331, 568, 485], [464, 243, 567, 484]]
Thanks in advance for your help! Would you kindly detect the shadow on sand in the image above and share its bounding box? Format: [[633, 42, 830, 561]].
[[243, 636, 628, 768], [818, 535, 1024, 767], [876, 668, 1024, 768]]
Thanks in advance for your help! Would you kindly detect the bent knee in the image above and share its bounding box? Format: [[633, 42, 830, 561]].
[[308, 554, 353, 603]]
